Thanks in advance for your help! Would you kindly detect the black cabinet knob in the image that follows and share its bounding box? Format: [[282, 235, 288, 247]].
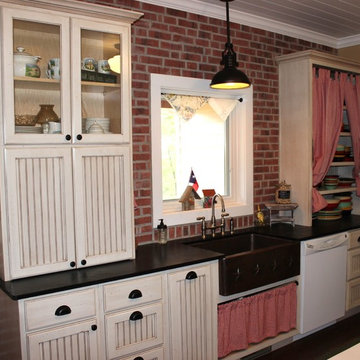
[[128, 289, 143, 299], [129, 311, 143, 321], [65, 134, 71, 141], [70, 261, 76, 268], [91, 324, 97, 331], [76, 134, 82, 141], [55, 305, 71, 316], [357, 236, 360, 243], [134, 357, 144, 360], [185, 271, 198, 280], [81, 259, 87, 266]]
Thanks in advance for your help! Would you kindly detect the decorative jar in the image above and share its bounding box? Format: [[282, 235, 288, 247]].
[[35, 104, 59, 124]]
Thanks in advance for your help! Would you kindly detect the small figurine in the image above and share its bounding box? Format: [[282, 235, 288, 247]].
[[255, 205, 265, 226]]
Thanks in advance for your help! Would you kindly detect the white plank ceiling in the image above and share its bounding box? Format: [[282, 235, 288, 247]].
[[140, 0, 360, 48]]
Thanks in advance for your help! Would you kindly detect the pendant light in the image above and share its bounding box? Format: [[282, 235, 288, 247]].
[[210, 0, 251, 90]]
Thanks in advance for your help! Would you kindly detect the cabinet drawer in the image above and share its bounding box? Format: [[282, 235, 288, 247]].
[[105, 302, 163, 359], [24, 288, 96, 331], [346, 277, 360, 311], [120, 347, 164, 360], [347, 247, 360, 280], [104, 274, 163, 312], [348, 229, 360, 249]]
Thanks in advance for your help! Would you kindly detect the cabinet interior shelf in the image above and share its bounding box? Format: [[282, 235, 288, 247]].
[[330, 161, 355, 166], [319, 186, 356, 195], [340, 132, 351, 137], [14, 76, 120, 91]]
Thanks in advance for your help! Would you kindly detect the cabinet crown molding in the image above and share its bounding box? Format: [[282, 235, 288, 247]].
[[0, 0, 143, 23]]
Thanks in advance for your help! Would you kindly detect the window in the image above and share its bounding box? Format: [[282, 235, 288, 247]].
[[151, 74, 253, 227]]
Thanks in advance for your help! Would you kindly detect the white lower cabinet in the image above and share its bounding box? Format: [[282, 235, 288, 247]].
[[167, 263, 218, 360], [27, 319, 99, 360], [346, 229, 360, 310], [2, 261, 218, 360]]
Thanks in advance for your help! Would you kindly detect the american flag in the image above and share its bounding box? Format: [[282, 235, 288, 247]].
[[189, 170, 199, 191]]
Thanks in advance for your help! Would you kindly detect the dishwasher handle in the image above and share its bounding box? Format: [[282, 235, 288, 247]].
[[305, 234, 348, 252]]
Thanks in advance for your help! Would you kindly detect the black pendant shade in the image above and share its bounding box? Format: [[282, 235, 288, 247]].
[[210, 0, 251, 89]]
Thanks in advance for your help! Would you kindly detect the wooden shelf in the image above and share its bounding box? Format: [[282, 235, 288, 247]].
[[330, 161, 354, 166], [81, 81, 120, 88], [340, 132, 351, 136], [318, 186, 356, 195]]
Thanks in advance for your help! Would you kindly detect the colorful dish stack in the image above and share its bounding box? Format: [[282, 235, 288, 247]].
[[316, 194, 353, 220], [333, 144, 345, 162], [334, 194, 353, 215], [323, 175, 339, 190], [338, 177, 355, 188]]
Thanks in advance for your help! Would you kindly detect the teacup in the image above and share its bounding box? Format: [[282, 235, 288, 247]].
[[48, 121, 61, 134], [82, 57, 97, 72], [46, 65, 60, 80], [48, 58, 60, 68], [97, 59, 110, 74]]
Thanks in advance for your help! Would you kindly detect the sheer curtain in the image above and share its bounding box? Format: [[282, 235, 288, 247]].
[[312, 68, 344, 213]]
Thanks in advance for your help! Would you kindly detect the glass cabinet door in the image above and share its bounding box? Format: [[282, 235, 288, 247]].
[[2, 8, 71, 144], [71, 19, 131, 143]]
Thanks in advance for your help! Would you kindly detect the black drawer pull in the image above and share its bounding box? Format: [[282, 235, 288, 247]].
[[55, 305, 72, 316], [357, 236, 360, 243], [65, 134, 71, 141], [91, 324, 97, 331], [185, 271, 198, 280], [129, 311, 143, 321], [134, 357, 144, 360], [129, 289, 143, 299]]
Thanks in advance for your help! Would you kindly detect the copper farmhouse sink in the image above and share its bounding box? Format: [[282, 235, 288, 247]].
[[189, 233, 300, 295]]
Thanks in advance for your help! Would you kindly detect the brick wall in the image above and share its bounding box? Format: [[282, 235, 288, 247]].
[[86, 0, 336, 245]]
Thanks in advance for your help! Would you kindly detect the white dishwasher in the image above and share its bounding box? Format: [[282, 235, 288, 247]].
[[298, 231, 348, 334]]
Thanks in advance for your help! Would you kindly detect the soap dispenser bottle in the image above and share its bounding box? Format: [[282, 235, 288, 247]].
[[157, 219, 168, 244]]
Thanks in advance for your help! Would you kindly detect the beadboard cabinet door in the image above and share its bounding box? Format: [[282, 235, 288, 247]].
[[27, 319, 99, 360], [167, 263, 218, 360], [73, 146, 134, 267], [5, 147, 76, 279]]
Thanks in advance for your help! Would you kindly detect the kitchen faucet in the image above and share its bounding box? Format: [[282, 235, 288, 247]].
[[197, 193, 233, 239]]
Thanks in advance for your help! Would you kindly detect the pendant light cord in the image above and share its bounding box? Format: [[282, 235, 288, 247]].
[[226, 0, 231, 44]]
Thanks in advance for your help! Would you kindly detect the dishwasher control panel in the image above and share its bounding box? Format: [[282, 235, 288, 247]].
[[303, 232, 348, 255]]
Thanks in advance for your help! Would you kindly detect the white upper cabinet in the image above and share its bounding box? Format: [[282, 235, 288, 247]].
[[1, 3, 134, 145], [0, 1, 142, 280], [2, 7, 71, 144], [71, 18, 132, 144]]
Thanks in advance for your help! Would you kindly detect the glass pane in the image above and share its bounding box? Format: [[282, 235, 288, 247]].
[[80, 29, 121, 135], [161, 97, 229, 201], [13, 19, 61, 134]]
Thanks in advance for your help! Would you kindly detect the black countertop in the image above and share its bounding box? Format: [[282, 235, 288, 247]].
[[3, 215, 360, 300]]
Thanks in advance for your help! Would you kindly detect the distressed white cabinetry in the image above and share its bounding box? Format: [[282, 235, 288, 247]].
[[346, 229, 360, 310], [103, 274, 165, 359], [0, 260, 219, 360], [20, 287, 101, 360], [167, 262, 218, 360], [0, 0, 142, 280]]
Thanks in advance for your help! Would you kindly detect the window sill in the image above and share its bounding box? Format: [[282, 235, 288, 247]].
[[159, 200, 253, 227]]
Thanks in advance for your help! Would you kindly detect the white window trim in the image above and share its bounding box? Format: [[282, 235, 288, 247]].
[[151, 73, 253, 227]]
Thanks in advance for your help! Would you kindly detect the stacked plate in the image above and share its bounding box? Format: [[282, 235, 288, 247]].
[[84, 117, 110, 133], [323, 175, 339, 190], [15, 125, 42, 134], [334, 194, 353, 215], [317, 209, 342, 221]]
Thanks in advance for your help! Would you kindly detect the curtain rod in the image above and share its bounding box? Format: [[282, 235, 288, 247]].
[[313, 64, 360, 77]]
